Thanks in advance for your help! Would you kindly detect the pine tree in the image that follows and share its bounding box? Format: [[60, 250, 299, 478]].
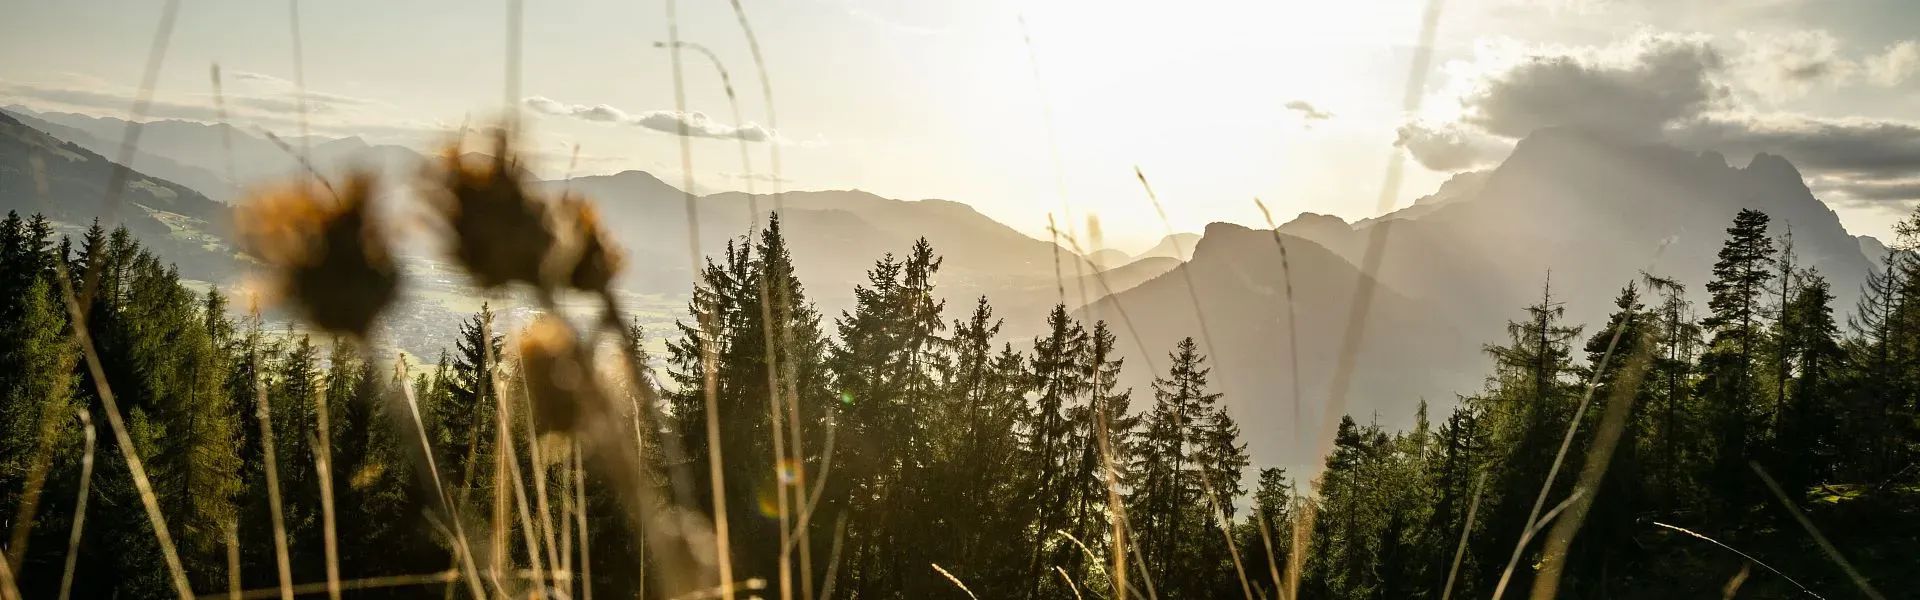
[[1128, 336, 1242, 598], [1239, 467, 1295, 600], [1467, 276, 1582, 593], [1776, 272, 1843, 490], [1698, 208, 1776, 495], [0, 275, 80, 586], [1020, 305, 1089, 598]]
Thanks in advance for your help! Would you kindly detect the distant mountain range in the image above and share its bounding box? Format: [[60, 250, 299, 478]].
[[0, 106, 1119, 326], [0, 110, 234, 279], [544, 169, 1094, 318]]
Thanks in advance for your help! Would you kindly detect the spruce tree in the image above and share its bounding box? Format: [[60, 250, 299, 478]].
[[1698, 208, 1776, 495]]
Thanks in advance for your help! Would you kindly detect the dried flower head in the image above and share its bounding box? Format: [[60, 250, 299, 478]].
[[519, 315, 598, 436], [432, 129, 554, 289], [554, 194, 625, 293], [236, 172, 398, 336]]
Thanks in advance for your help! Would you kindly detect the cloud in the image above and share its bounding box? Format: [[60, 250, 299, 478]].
[[1283, 100, 1332, 121], [1461, 32, 1728, 140], [1396, 121, 1513, 171], [1866, 41, 1920, 86], [1730, 32, 1920, 96], [1, 75, 377, 123], [230, 70, 293, 86], [1736, 30, 1854, 99], [1821, 177, 1920, 202], [1667, 113, 1920, 179], [0, 79, 224, 121], [523, 96, 778, 142]]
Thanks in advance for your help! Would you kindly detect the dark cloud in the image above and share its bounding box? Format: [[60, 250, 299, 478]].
[[1284, 100, 1332, 121], [1463, 33, 1727, 140], [1395, 121, 1512, 171], [1668, 113, 1920, 179], [1824, 178, 1920, 201], [524, 96, 776, 142]]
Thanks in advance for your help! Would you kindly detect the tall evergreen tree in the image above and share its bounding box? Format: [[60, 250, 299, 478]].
[[1698, 208, 1776, 495]]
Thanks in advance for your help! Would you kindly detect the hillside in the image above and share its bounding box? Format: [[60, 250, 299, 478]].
[[0, 111, 235, 279]]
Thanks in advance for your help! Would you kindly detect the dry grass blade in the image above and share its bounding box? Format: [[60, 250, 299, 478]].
[[665, 1, 735, 595], [3, 360, 73, 574], [312, 378, 343, 600], [253, 373, 296, 600], [781, 418, 839, 556], [1491, 488, 1585, 600], [1440, 473, 1485, 600], [1129, 169, 1255, 600], [1722, 564, 1751, 599], [818, 513, 849, 600], [0, 552, 17, 600], [1253, 199, 1305, 458], [49, 259, 194, 599], [209, 64, 237, 185], [574, 442, 593, 600], [497, 375, 550, 599], [49, 14, 194, 590], [717, 4, 820, 594], [395, 365, 488, 599], [520, 382, 563, 591], [79, 0, 182, 307], [56, 409, 96, 600], [288, 0, 312, 163], [224, 522, 241, 600], [227, 571, 463, 599], [1652, 522, 1824, 599], [1253, 505, 1285, 600], [666, 578, 770, 600], [1056, 565, 1085, 600], [1300, 11, 1447, 590], [1531, 324, 1657, 599], [930, 564, 979, 600], [1048, 225, 1172, 600], [1751, 462, 1885, 600], [662, 39, 797, 600]]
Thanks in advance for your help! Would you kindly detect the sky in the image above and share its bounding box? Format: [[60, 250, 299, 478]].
[[2, 0, 1918, 252]]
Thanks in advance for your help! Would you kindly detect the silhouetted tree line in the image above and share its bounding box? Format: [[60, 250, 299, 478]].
[[0, 208, 1915, 598]]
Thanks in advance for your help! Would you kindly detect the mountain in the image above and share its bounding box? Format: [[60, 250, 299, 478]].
[[9, 107, 425, 196], [547, 172, 1082, 320], [1071, 256, 1181, 304], [1102, 127, 1877, 470], [1081, 224, 1482, 472], [0, 111, 234, 279], [1861, 235, 1892, 270], [1086, 248, 1130, 270], [8, 107, 1096, 323], [1, 107, 241, 204], [1133, 232, 1201, 261]]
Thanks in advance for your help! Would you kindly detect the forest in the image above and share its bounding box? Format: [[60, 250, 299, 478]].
[[1, 202, 1917, 599]]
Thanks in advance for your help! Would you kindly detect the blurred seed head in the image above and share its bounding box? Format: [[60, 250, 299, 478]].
[[519, 315, 598, 436], [431, 128, 555, 289], [553, 194, 625, 293], [236, 172, 398, 336]]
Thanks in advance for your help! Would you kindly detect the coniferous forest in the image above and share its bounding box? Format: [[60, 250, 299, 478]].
[[2, 200, 1919, 599]]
